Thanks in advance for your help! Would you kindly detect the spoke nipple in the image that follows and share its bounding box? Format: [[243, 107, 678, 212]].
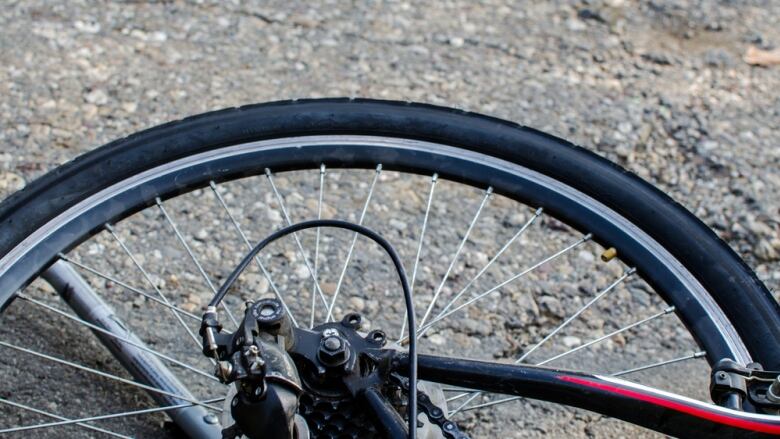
[[601, 247, 618, 262], [209, 180, 217, 189], [535, 207, 544, 216], [375, 163, 383, 172], [155, 196, 163, 205], [626, 267, 637, 275], [431, 172, 439, 181], [665, 306, 676, 313], [104, 223, 115, 232], [583, 233, 593, 241], [486, 186, 494, 194], [264, 168, 272, 176], [694, 351, 707, 358], [320, 163, 326, 173]]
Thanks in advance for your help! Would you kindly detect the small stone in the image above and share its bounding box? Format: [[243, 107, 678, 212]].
[[267, 209, 282, 223], [566, 18, 587, 31], [538, 296, 564, 319], [756, 239, 779, 261], [194, 228, 209, 241], [562, 336, 581, 348], [321, 282, 337, 295], [389, 219, 407, 230], [0, 172, 25, 192], [74, 20, 101, 34], [85, 89, 109, 106], [449, 37, 464, 48], [577, 250, 595, 263], [470, 251, 489, 266], [427, 333, 446, 345], [294, 264, 309, 279], [245, 273, 269, 295], [348, 296, 366, 312]]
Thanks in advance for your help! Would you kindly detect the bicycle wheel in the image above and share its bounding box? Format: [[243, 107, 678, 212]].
[[0, 99, 777, 438]]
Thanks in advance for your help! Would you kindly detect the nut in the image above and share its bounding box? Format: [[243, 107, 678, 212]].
[[318, 336, 349, 366]]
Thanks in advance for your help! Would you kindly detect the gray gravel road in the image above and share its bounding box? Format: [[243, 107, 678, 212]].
[[1, 1, 779, 438]]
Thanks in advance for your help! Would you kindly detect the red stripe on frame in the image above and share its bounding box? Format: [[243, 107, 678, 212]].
[[558, 375, 780, 435]]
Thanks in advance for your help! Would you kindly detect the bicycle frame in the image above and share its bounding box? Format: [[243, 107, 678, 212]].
[[392, 353, 780, 438]]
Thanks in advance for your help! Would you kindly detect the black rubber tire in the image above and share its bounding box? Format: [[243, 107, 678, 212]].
[[1, 98, 778, 369]]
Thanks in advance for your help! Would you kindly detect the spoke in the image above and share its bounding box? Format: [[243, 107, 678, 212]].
[[0, 397, 224, 434], [0, 398, 132, 438], [427, 207, 543, 332], [408, 233, 592, 341], [17, 293, 218, 383], [58, 254, 200, 322], [536, 306, 677, 366], [0, 340, 221, 412], [265, 168, 330, 311], [311, 164, 326, 328], [456, 395, 523, 413], [209, 181, 298, 328], [398, 173, 438, 341], [612, 351, 706, 377], [156, 198, 239, 327], [450, 267, 635, 412], [419, 187, 493, 330], [105, 224, 206, 349], [446, 392, 474, 403], [325, 164, 383, 322]]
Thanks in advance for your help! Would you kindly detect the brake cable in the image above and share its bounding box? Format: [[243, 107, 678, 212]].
[[206, 219, 418, 439]]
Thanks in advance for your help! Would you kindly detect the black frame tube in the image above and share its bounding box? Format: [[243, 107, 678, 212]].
[[363, 387, 409, 438], [392, 353, 780, 438]]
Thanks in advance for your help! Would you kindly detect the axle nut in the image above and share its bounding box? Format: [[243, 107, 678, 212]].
[[318, 335, 349, 366]]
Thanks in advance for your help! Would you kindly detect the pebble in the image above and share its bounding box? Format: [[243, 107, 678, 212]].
[[85, 89, 109, 105], [562, 336, 582, 348], [244, 273, 270, 295], [0, 172, 24, 192], [348, 296, 366, 312]]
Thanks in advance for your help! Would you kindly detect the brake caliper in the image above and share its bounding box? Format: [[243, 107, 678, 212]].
[[201, 298, 304, 439], [711, 358, 780, 414]]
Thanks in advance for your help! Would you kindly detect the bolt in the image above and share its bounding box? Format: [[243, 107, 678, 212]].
[[215, 361, 232, 380], [768, 376, 780, 403], [322, 328, 339, 337], [318, 335, 349, 366], [718, 372, 728, 380], [323, 336, 342, 351], [203, 413, 219, 425]]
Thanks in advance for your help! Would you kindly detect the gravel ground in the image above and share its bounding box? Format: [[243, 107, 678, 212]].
[[1, 1, 779, 438]]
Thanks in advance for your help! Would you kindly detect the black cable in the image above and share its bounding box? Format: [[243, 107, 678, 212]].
[[207, 219, 418, 439]]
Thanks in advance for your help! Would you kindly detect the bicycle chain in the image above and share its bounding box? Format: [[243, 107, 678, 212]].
[[391, 374, 470, 439]]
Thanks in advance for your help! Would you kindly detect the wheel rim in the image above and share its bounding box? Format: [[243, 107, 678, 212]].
[[0, 135, 751, 436]]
